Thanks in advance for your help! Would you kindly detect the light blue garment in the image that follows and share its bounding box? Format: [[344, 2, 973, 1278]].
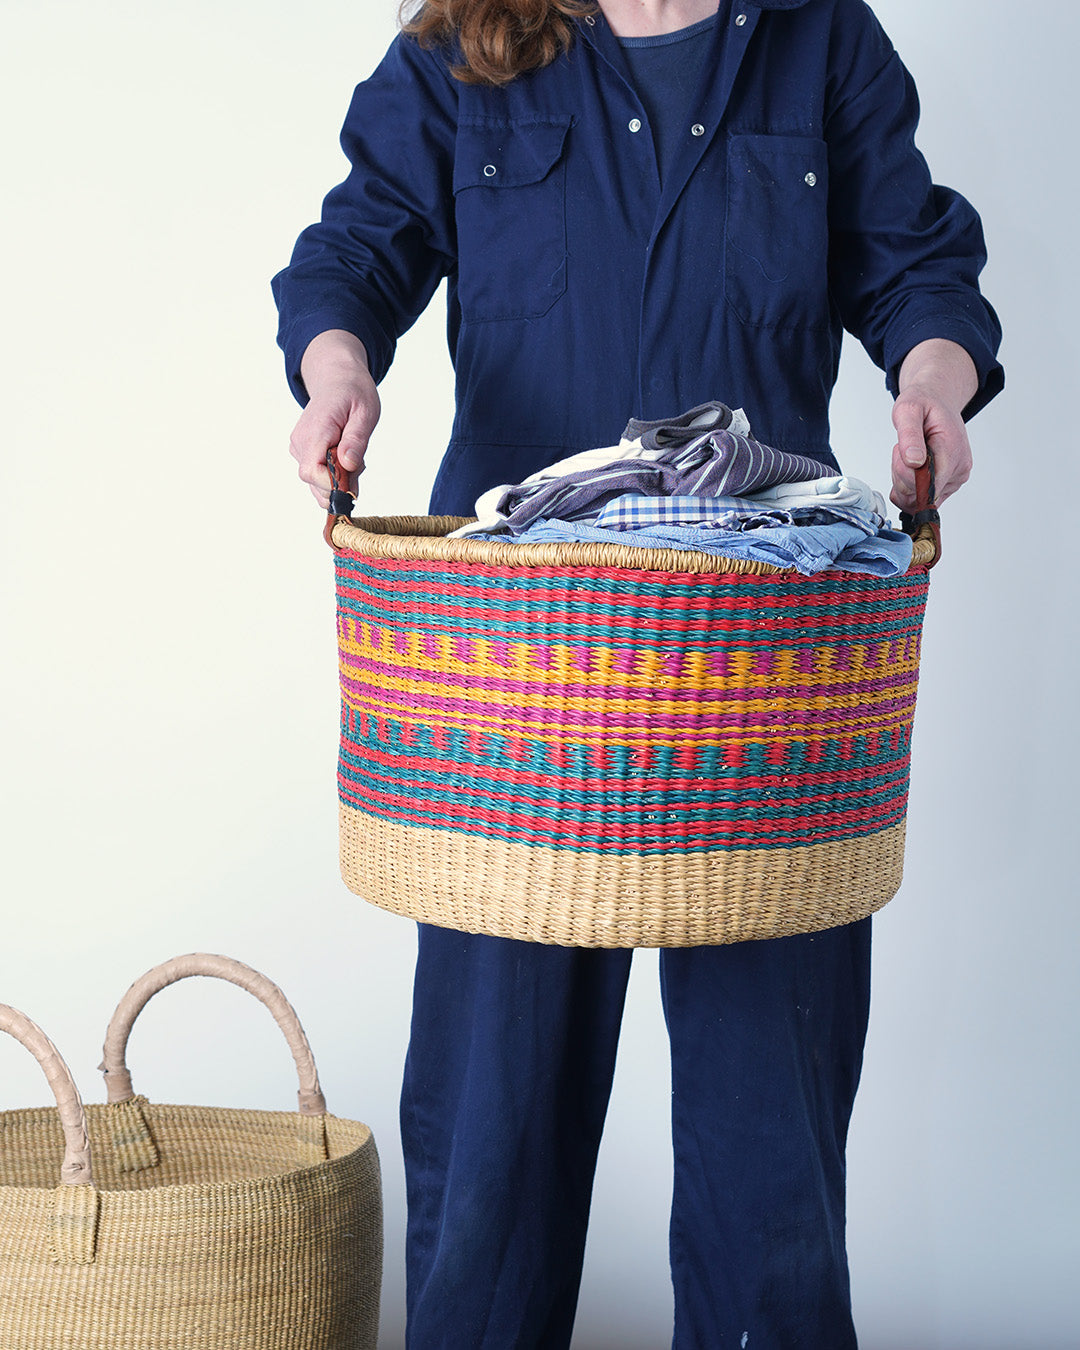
[[476, 517, 914, 577]]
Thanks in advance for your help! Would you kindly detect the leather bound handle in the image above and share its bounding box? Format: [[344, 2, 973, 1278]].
[[99, 953, 328, 1116], [324, 446, 356, 550], [0, 1004, 94, 1185], [902, 449, 942, 569]]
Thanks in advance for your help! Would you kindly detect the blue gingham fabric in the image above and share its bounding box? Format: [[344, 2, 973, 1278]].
[[593, 479, 888, 535]]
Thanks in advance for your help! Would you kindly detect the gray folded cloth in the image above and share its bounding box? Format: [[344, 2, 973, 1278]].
[[622, 400, 743, 450]]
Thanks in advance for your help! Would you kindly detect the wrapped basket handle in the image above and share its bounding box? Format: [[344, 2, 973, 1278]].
[[99, 953, 327, 1116], [0, 1004, 93, 1185], [324, 446, 355, 550], [902, 450, 941, 568]]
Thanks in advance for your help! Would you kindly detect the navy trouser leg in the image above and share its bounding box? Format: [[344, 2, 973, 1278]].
[[401, 923, 633, 1350], [661, 920, 872, 1350]]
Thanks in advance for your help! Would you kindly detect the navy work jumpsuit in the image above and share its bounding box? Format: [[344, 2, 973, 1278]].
[[274, 2, 1002, 1344]]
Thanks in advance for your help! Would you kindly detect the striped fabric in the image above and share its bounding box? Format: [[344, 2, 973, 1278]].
[[335, 552, 930, 856]]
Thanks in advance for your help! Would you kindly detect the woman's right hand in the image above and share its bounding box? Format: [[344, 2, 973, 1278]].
[[290, 329, 381, 509]]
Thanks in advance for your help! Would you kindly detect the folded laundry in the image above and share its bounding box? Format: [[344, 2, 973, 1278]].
[[594, 477, 888, 535], [449, 404, 830, 538], [468, 517, 914, 577]]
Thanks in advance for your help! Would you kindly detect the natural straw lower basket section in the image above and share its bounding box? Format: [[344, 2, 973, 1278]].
[[0, 954, 381, 1350], [331, 514, 937, 947]]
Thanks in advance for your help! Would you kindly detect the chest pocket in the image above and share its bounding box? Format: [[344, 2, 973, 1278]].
[[725, 134, 830, 331], [453, 117, 571, 323]]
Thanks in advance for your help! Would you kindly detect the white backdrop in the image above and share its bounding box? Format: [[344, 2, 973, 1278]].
[[2, 2, 1077, 1346]]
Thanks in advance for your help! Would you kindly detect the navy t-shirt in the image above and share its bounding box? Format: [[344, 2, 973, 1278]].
[[617, 14, 720, 185]]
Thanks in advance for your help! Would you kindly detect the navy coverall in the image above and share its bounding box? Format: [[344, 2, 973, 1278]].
[[274, 2, 1002, 1345]]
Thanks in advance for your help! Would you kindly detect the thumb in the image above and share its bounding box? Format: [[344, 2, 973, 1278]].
[[892, 399, 928, 468], [336, 434, 366, 474]]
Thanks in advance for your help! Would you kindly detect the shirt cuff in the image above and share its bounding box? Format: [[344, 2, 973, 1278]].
[[884, 316, 1005, 422], [279, 307, 395, 406]]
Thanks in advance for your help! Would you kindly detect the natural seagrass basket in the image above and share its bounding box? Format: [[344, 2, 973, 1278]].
[[326, 459, 940, 948], [0, 954, 381, 1350]]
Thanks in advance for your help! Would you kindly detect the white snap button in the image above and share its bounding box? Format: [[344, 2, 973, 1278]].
[[735, 13, 747, 25], [629, 118, 642, 133], [585, 13, 596, 24], [804, 171, 817, 187], [691, 123, 705, 137], [483, 164, 497, 177]]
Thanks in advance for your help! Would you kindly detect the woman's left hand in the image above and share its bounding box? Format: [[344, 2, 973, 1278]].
[[891, 338, 979, 510]]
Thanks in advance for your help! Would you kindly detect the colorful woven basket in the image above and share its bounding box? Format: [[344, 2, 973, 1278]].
[[0, 955, 382, 1349], [328, 478, 939, 947]]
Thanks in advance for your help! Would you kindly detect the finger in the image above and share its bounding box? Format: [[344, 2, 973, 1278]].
[[290, 413, 339, 491], [336, 392, 381, 476], [923, 428, 972, 506], [908, 407, 971, 507]]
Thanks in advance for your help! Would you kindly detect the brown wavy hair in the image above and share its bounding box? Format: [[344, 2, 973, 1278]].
[[400, 0, 599, 87]]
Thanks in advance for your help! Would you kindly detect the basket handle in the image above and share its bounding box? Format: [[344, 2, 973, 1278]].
[[902, 450, 942, 568], [324, 446, 355, 550], [99, 953, 328, 1116], [0, 1004, 93, 1185]]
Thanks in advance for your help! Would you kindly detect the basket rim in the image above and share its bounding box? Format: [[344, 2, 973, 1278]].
[[0, 1101, 374, 1201], [330, 514, 937, 574]]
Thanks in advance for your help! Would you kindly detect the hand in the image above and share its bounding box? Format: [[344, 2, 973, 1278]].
[[890, 339, 979, 512], [289, 330, 381, 508]]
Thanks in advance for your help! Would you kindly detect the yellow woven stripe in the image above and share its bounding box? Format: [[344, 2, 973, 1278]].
[[339, 625, 919, 692], [342, 690, 917, 745]]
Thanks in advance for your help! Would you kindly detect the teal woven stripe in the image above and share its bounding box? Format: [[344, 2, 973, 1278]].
[[342, 718, 912, 782]]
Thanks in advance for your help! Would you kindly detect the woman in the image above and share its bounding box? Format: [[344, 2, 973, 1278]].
[[274, 2, 1002, 1345]]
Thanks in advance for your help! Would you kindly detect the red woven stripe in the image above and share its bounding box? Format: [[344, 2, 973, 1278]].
[[339, 764, 909, 826], [338, 779, 908, 847]]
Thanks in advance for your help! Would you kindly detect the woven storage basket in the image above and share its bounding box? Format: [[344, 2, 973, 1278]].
[[0, 954, 381, 1350], [329, 472, 939, 948]]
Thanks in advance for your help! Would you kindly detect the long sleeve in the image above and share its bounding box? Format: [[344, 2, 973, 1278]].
[[272, 34, 459, 403], [825, 3, 1003, 418]]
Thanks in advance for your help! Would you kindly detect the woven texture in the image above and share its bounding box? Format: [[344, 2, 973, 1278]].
[[0, 1100, 381, 1349], [333, 515, 932, 947]]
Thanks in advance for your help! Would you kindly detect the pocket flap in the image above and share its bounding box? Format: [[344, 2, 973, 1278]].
[[454, 117, 571, 192]]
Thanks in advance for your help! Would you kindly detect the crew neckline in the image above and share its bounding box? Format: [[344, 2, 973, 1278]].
[[615, 14, 717, 48]]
